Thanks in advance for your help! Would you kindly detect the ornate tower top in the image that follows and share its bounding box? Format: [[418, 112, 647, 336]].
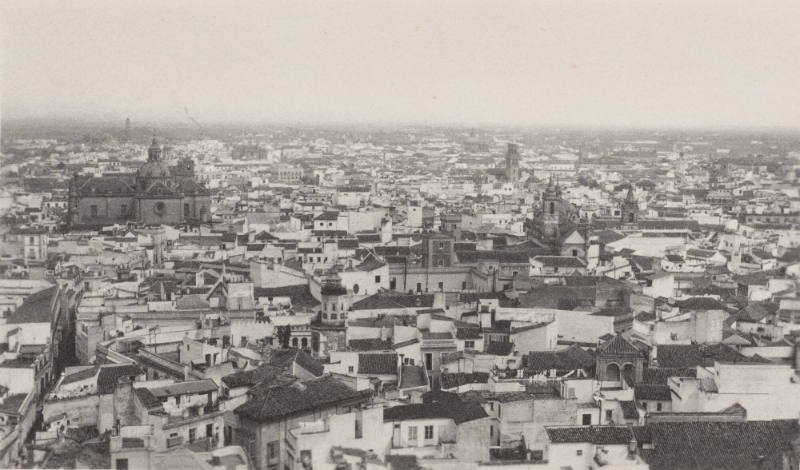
[[148, 138, 162, 162]]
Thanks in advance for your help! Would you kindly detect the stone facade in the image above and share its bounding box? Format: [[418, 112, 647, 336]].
[[68, 139, 211, 228]]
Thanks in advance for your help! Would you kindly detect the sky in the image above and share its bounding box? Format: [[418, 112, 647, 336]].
[[2, 0, 800, 129]]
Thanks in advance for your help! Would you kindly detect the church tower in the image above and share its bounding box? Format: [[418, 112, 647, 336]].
[[621, 185, 639, 225], [505, 143, 520, 183], [542, 175, 561, 244]]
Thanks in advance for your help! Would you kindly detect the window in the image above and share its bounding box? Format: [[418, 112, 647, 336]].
[[439, 242, 445, 249], [438, 281, 444, 290], [424, 425, 433, 440], [175, 396, 181, 405], [353, 284, 360, 294], [375, 275, 381, 283], [605, 410, 613, 422], [408, 426, 417, 441], [416, 283, 422, 293], [490, 425, 493, 438], [576, 450, 583, 456], [641, 402, 647, 410], [189, 428, 196, 442], [656, 403, 663, 412], [390, 278, 397, 290], [572, 249, 578, 256], [464, 340, 475, 349], [267, 441, 278, 461], [462, 281, 467, 290], [90, 205, 98, 217], [582, 414, 592, 425], [489, 402, 494, 411], [184, 203, 190, 217], [116, 459, 129, 470], [348, 366, 354, 373], [330, 314, 337, 320]]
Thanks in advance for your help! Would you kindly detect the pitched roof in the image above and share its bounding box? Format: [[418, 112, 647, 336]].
[[357, 353, 398, 375], [440, 372, 490, 390], [655, 344, 762, 368], [149, 379, 218, 398], [599, 334, 644, 357], [6, 285, 57, 324], [641, 420, 800, 470], [348, 339, 393, 351], [634, 384, 672, 401], [235, 375, 371, 422], [525, 346, 595, 374], [97, 364, 142, 394], [546, 426, 636, 445], [351, 293, 434, 311], [383, 399, 487, 424], [620, 400, 639, 419], [532, 256, 586, 268], [399, 365, 427, 389], [221, 364, 288, 389], [486, 341, 514, 356], [268, 348, 325, 377]]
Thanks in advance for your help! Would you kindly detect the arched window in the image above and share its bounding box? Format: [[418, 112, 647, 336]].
[[291, 337, 299, 348], [605, 363, 621, 382], [628, 212, 635, 222], [353, 284, 360, 294], [301, 338, 308, 348]]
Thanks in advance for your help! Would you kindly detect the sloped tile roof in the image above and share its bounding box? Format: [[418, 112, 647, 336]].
[[546, 426, 635, 445], [357, 353, 397, 375], [383, 399, 487, 424]]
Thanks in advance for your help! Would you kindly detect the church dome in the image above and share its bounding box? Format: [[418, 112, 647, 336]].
[[137, 160, 171, 179]]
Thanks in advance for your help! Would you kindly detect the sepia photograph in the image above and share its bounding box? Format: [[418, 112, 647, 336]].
[[1, 0, 800, 469]]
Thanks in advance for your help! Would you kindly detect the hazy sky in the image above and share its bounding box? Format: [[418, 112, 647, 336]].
[[3, 0, 800, 128]]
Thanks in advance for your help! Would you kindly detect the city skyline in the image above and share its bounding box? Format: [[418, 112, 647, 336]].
[[3, 0, 800, 129]]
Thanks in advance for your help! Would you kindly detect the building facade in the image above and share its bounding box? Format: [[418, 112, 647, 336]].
[[68, 139, 211, 228]]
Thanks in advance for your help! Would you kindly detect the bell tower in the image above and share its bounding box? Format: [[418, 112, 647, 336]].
[[542, 175, 561, 244], [621, 185, 639, 226], [505, 143, 520, 183]]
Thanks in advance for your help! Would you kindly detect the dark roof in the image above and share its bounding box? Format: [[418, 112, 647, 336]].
[[60, 366, 99, 385], [634, 384, 672, 401], [351, 293, 434, 311], [642, 420, 800, 470], [532, 256, 586, 268], [268, 348, 325, 377], [6, 285, 57, 324], [674, 296, 728, 311], [525, 345, 595, 373], [97, 364, 142, 394], [0, 393, 28, 415], [440, 372, 490, 390], [221, 365, 287, 389], [486, 341, 514, 356], [655, 344, 764, 368], [358, 353, 398, 375], [348, 339, 393, 351], [337, 239, 359, 250], [599, 334, 643, 357], [383, 399, 487, 424], [546, 426, 636, 445], [134, 387, 164, 412], [620, 400, 639, 419], [642, 367, 697, 384], [253, 285, 320, 310], [399, 365, 427, 389], [235, 375, 371, 422]]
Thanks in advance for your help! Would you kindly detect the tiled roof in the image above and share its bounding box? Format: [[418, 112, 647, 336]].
[[599, 334, 643, 357], [97, 364, 142, 394], [546, 426, 636, 445], [6, 285, 57, 324], [351, 293, 434, 311], [642, 367, 697, 385], [655, 344, 761, 368], [399, 365, 427, 389], [134, 387, 164, 413], [524, 345, 595, 374], [235, 375, 371, 422], [149, 379, 218, 398], [532, 256, 586, 268], [634, 384, 671, 401], [486, 341, 514, 356], [641, 420, 800, 470], [383, 399, 487, 424], [357, 353, 397, 375], [221, 365, 288, 389], [253, 285, 320, 310], [674, 296, 728, 311], [348, 339, 393, 351], [620, 400, 639, 419], [440, 372, 490, 390]]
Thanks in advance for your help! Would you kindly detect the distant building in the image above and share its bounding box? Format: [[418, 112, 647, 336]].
[[67, 139, 211, 228]]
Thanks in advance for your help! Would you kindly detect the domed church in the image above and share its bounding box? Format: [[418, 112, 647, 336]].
[[67, 138, 211, 228]]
